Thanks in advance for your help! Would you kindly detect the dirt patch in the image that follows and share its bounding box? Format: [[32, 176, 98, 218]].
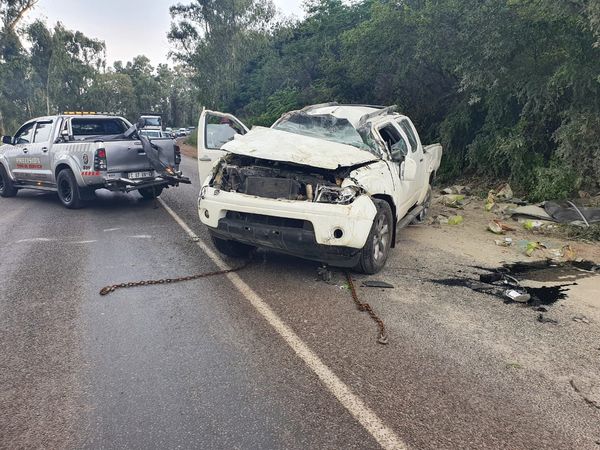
[[177, 138, 197, 159], [410, 188, 600, 315]]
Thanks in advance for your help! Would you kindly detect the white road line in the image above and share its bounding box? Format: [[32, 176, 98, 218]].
[[158, 198, 407, 450]]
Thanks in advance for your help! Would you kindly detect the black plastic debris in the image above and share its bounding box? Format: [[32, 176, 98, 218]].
[[317, 265, 333, 282], [361, 280, 394, 289], [429, 258, 600, 308]]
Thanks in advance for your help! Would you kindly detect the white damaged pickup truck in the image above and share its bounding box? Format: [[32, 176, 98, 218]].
[[197, 103, 442, 273]]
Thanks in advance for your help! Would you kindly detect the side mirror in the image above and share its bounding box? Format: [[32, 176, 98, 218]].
[[1, 135, 12, 145], [136, 118, 146, 129]]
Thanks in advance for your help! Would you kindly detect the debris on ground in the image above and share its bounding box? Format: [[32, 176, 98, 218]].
[[495, 237, 513, 247], [361, 280, 395, 289], [573, 316, 591, 324], [448, 215, 464, 225], [496, 183, 513, 201], [488, 220, 504, 234], [428, 259, 599, 310], [518, 240, 546, 257], [317, 265, 333, 282], [488, 219, 516, 234], [511, 201, 600, 227], [432, 215, 449, 225], [485, 183, 514, 211], [440, 194, 466, 208], [441, 185, 471, 195], [537, 314, 559, 324]]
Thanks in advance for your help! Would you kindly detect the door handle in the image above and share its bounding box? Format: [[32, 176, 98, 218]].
[[199, 157, 211, 162], [42, 147, 48, 153], [22, 148, 28, 153]]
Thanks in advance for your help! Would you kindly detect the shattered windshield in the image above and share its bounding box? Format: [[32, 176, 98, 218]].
[[273, 112, 376, 153]]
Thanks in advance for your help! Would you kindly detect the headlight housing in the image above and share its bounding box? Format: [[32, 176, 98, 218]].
[[315, 185, 361, 205]]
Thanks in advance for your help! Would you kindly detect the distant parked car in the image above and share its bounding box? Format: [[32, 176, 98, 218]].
[[177, 128, 188, 137], [139, 130, 167, 139]]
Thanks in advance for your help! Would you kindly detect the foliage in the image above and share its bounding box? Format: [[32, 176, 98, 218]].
[[0, 4, 197, 135], [169, 0, 600, 197], [1, 0, 599, 198], [529, 160, 582, 202]]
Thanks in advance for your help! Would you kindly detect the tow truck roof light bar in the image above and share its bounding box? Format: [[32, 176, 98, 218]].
[[62, 111, 117, 115]]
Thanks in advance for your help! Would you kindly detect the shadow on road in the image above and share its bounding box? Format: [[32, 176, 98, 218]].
[[8, 189, 156, 211]]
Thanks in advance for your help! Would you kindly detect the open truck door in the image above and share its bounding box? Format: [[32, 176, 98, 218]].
[[197, 108, 249, 184]]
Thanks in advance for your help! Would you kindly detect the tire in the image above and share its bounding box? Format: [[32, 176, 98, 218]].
[[356, 199, 394, 274], [139, 186, 164, 200], [0, 164, 18, 198], [56, 168, 84, 209], [210, 233, 254, 258], [413, 185, 432, 224]]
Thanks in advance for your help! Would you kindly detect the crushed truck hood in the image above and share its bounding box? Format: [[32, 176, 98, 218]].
[[221, 126, 378, 170]]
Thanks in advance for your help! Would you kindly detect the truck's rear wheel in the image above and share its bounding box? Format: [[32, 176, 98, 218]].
[[210, 233, 254, 258], [356, 199, 393, 274], [139, 186, 164, 200], [57, 168, 84, 209], [0, 165, 18, 198]]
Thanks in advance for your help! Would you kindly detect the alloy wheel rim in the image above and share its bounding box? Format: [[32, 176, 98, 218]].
[[373, 215, 390, 262], [59, 179, 72, 203]]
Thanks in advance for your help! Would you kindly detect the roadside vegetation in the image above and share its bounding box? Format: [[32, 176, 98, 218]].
[[2, 0, 600, 199], [0, 1, 198, 131]]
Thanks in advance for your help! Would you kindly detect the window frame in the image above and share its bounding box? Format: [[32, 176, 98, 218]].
[[14, 122, 36, 145], [32, 120, 54, 144], [396, 118, 419, 153]]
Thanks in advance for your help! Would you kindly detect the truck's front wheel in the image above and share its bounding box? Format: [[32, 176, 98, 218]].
[[210, 233, 254, 258], [57, 168, 84, 209], [0, 165, 18, 198], [356, 199, 393, 274]]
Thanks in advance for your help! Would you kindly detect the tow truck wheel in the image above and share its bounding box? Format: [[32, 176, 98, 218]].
[[56, 168, 84, 209], [0, 165, 18, 198], [210, 233, 254, 258], [139, 186, 164, 200], [356, 199, 393, 274]]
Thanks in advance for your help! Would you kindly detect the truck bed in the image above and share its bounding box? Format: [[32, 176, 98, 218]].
[[103, 138, 176, 173]]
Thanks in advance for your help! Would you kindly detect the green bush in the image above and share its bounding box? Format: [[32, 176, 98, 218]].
[[185, 129, 198, 147], [528, 160, 581, 202]]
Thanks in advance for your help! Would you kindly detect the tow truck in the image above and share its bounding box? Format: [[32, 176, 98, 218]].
[[0, 112, 190, 208]]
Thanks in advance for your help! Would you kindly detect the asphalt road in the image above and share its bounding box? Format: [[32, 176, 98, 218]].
[[1, 155, 599, 449]]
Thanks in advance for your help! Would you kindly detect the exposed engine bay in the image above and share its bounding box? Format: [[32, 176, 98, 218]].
[[210, 154, 363, 204]]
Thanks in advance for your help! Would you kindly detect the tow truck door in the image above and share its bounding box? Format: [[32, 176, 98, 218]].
[[198, 108, 248, 185], [29, 119, 55, 183], [9, 121, 36, 182]]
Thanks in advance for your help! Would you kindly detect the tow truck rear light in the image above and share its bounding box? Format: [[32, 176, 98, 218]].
[[94, 148, 107, 171], [174, 144, 181, 165]]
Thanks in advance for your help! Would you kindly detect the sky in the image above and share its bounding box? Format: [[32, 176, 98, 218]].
[[28, 0, 305, 67]]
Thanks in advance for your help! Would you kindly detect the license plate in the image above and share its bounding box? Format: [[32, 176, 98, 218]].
[[128, 171, 153, 179]]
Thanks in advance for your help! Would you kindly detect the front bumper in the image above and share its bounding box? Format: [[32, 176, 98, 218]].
[[199, 186, 377, 254]]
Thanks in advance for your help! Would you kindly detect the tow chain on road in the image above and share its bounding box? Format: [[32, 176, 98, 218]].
[[99, 260, 388, 345], [99, 261, 249, 296], [345, 272, 389, 345]]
